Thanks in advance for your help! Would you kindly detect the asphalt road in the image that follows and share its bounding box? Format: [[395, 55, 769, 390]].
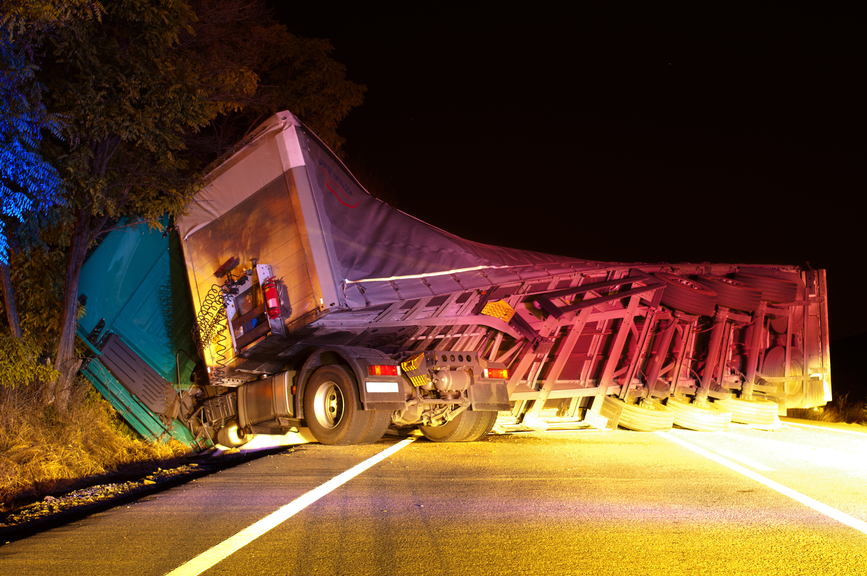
[[2, 421, 866, 576]]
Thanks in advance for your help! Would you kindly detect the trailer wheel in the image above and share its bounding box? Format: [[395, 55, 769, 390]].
[[666, 396, 732, 431], [762, 346, 805, 408], [216, 420, 250, 448], [714, 396, 780, 428], [604, 396, 675, 431], [732, 269, 805, 331], [653, 273, 718, 317], [732, 274, 799, 304], [304, 365, 371, 445], [420, 410, 498, 442], [769, 280, 806, 333], [356, 410, 392, 445], [693, 276, 762, 312]]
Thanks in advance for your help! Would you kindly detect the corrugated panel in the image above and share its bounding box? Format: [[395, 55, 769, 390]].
[[81, 357, 170, 443], [99, 334, 177, 417]]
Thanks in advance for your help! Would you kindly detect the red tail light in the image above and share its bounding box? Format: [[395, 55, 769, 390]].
[[368, 364, 400, 376], [484, 368, 509, 379]]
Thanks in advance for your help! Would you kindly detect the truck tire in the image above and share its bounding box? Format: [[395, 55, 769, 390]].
[[762, 346, 805, 407], [732, 274, 798, 303], [216, 420, 250, 448], [769, 280, 806, 333], [666, 396, 732, 431], [304, 365, 372, 445], [714, 396, 780, 427], [420, 410, 498, 442], [604, 396, 675, 431], [653, 273, 718, 317], [355, 410, 392, 444], [693, 276, 762, 312]]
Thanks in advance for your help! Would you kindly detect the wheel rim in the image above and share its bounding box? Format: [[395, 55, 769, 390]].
[[313, 381, 345, 429]]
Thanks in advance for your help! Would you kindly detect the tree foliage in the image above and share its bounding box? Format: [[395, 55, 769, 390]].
[[0, 1, 97, 337], [38, 0, 220, 410], [0, 0, 102, 30], [0, 17, 63, 266], [179, 0, 365, 163], [1, 0, 365, 412], [0, 330, 58, 388]]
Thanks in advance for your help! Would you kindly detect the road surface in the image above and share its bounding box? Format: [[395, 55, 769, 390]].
[[2, 421, 866, 575]]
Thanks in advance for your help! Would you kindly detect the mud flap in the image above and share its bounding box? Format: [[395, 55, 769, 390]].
[[469, 380, 510, 411]]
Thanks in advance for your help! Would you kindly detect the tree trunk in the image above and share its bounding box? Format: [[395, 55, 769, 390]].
[[49, 211, 91, 412], [0, 261, 23, 338]]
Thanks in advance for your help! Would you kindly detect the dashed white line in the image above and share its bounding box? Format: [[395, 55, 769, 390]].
[[657, 431, 867, 535], [165, 436, 417, 576]]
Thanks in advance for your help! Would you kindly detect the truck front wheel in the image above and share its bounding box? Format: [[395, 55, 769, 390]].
[[304, 365, 382, 445], [419, 410, 498, 442]]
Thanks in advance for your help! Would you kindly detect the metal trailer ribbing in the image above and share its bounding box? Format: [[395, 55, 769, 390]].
[[309, 261, 830, 433]]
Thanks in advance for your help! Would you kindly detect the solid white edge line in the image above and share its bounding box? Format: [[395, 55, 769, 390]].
[[657, 432, 867, 535], [165, 437, 417, 576], [784, 421, 867, 436], [714, 448, 775, 471]]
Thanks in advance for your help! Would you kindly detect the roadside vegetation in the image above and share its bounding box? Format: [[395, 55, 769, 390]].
[[0, 381, 190, 513], [0, 0, 365, 515], [788, 394, 867, 425]]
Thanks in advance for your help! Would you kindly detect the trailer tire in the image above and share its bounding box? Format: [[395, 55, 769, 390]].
[[762, 346, 806, 408], [693, 276, 762, 312], [732, 274, 799, 304], [355, 410, 392, 444], [216, 420, 249, 448], [714, 396, 780, 427], [653, 273, 718, 317], [769, 280, 806, 333], [463, 410, 499, 441], [604, 396, 675, 431], [733, 268, 805, 331], [304, 365, 370, 445], [667, 396, 732, 431], [420, 410, 498, 442]]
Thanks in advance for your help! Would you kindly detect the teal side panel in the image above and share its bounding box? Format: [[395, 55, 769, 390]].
[[78, 219, 200, 448], [78, 219, 198, 387], [80, 355, 170, 443], [80, 353, 197, 448]]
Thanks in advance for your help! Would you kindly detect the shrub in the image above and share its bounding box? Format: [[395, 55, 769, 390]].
[[0, 331, 57, 389], [0, 382, 189, 512]]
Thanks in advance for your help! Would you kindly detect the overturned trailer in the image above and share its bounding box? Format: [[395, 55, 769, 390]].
[[77, 111, 832, 449]]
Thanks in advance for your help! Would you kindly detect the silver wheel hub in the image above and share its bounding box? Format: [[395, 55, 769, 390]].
[[313, 382, 344, 429]]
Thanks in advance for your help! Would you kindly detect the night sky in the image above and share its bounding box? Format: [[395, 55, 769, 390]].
[[273, 5, 864, 340]]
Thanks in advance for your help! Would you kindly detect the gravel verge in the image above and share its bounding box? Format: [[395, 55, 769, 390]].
[[0, 445, 295, 545]]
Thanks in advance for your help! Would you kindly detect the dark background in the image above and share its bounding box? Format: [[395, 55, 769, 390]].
[[271, 5, 863, 361]]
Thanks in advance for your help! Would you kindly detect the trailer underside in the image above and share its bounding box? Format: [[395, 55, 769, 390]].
[[204, 258, 830, 436]]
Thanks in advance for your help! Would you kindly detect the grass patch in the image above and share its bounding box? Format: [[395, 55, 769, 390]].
[[787, 393, 867, 425], [0, 381, 191, 513]]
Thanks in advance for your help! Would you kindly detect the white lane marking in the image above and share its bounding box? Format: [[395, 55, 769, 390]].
[[166, 437, 417, 576], [657, 432, 867, 535], [714, 448, 774, 471], [784, 421, 867, 436]]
